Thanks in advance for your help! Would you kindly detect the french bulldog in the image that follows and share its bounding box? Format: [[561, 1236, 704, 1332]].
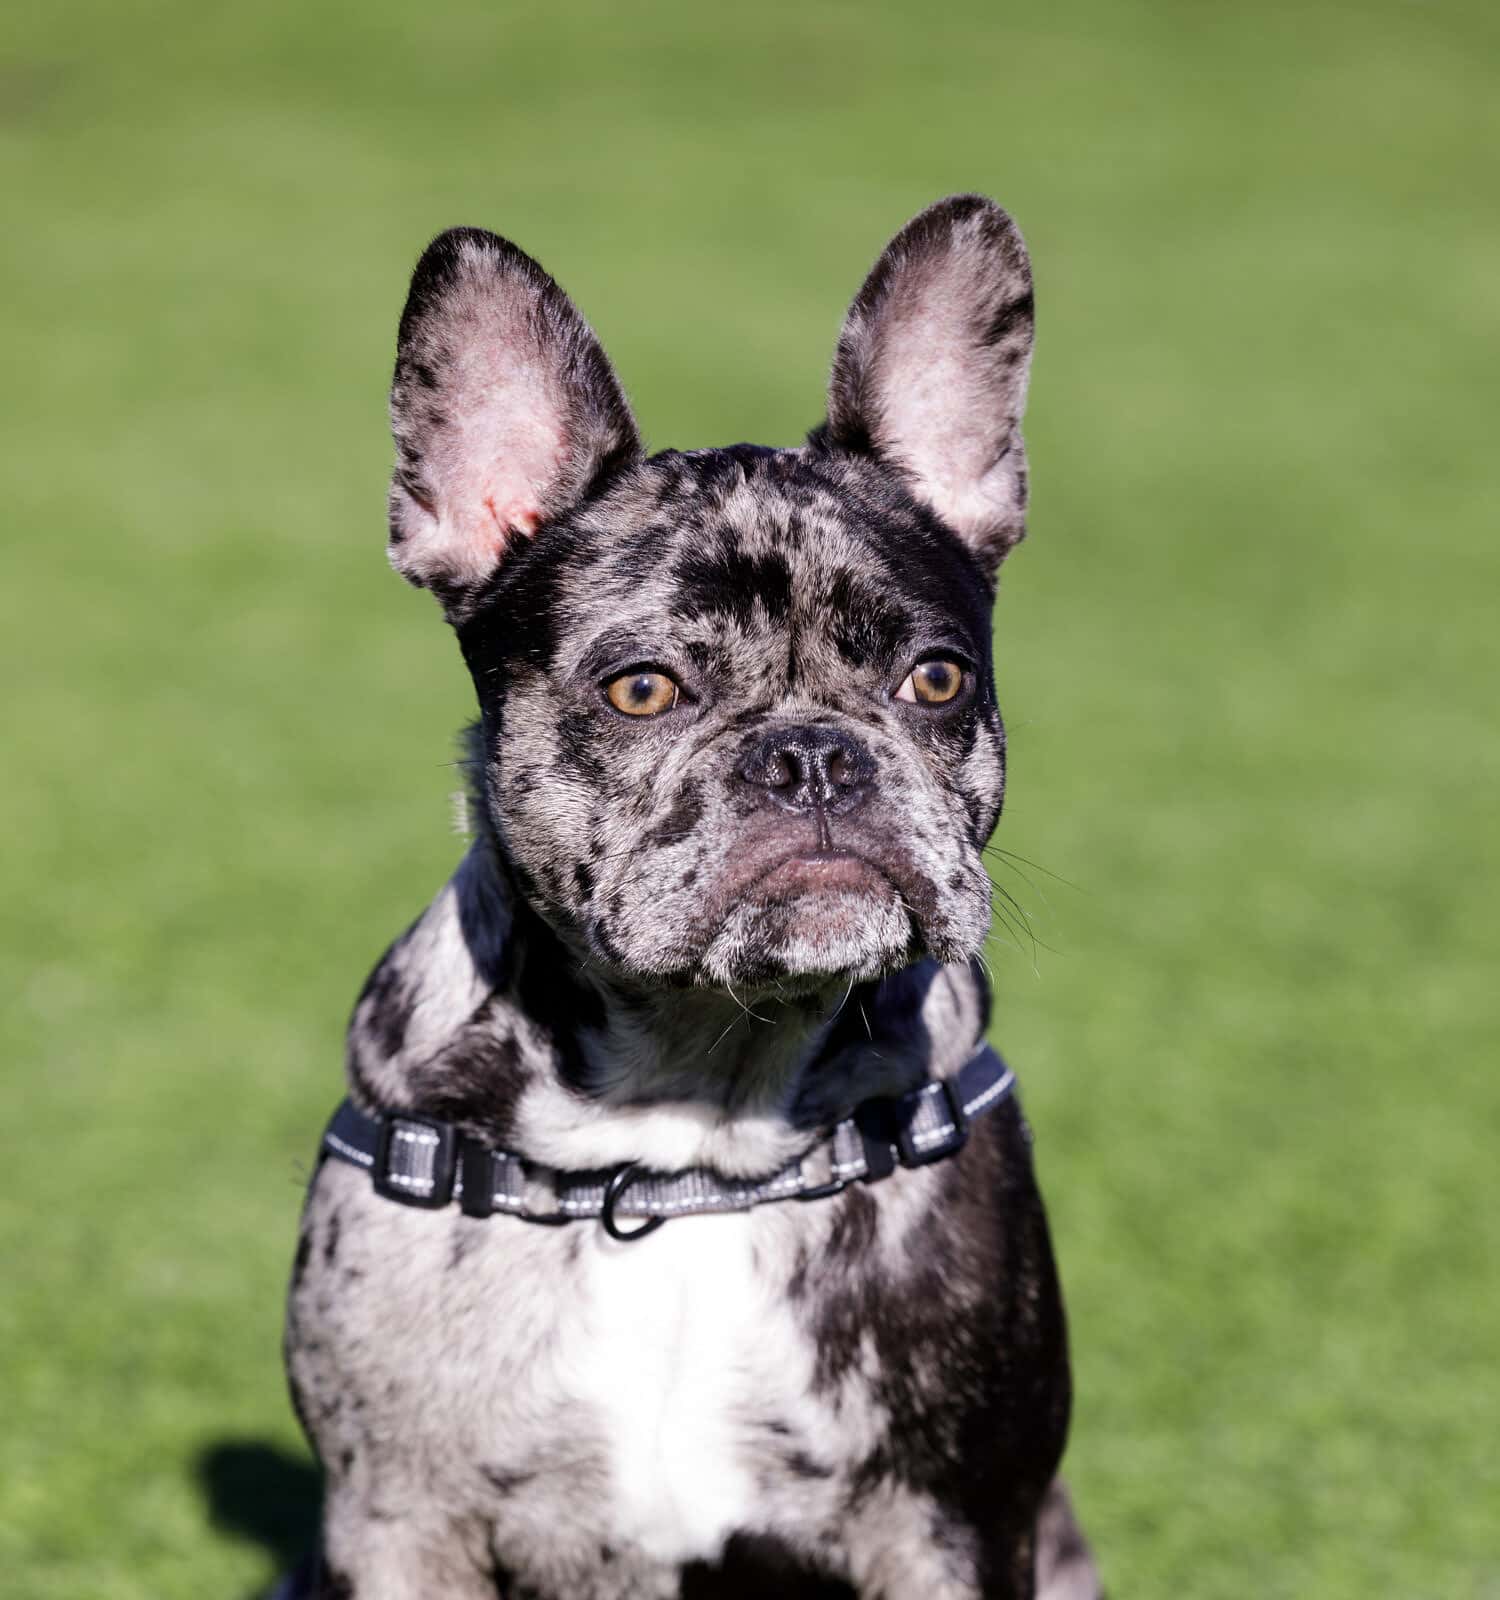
[[282, 194, 1101, 1600]]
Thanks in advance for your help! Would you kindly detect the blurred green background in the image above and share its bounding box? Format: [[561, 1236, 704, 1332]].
[[3, 1, 1496, 1595]]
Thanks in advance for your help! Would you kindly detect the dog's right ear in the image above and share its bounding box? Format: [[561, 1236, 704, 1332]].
[[387, 228, 642, 614]]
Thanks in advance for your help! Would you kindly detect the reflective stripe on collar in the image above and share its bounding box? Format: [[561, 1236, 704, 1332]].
[[316, 1042, 1018, 1236]]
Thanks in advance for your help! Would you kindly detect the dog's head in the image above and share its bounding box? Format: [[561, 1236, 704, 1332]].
[[386, 196, 1034, 993]]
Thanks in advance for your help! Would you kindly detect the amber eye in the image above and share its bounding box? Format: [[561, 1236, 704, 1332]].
[[895, 658, 965, 706], [605, 670, 680, 716]]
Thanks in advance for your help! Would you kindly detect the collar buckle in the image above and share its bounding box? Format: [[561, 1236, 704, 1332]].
[[373, 1113, 459, 1209]]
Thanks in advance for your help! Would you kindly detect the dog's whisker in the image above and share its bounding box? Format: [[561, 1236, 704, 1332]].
[[725, 980, 775, 1026], [987, 897, 1045, 965], [983, 931, 1035, 979], [703, 1011, 745, 1058], [989, 880, 1036, 928], [985, 916, 1044, 976], [982, 845, 1083, 895], [983, 894, 1033, 951]]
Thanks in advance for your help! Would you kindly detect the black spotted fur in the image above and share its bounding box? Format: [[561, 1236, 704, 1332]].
[[282, 196, 1101, 1600]]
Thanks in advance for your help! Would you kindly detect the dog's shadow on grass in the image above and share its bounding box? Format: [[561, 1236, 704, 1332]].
[[197, 1439, 320, 1598]]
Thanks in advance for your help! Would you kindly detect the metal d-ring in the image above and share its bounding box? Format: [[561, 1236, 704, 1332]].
[[601, 1162, 666, 1242]]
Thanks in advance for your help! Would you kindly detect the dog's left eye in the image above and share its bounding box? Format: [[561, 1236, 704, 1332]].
[[605, 670, 680, 716], [895, 658, 965, 706]]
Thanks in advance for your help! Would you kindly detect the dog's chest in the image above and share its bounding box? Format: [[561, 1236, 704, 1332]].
[[293, 1167, 846, 1574], [549, 1216, 799, 1562]]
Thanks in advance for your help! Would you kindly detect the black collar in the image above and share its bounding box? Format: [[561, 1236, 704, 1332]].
[[317, 1041, 1017, 1241]]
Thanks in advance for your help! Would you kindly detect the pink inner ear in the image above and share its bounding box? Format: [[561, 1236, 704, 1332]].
[[388, 268, 582, 588], [442, 354, 571, 563], [397, 331, 573, 588], [480, 493, 542, 547]]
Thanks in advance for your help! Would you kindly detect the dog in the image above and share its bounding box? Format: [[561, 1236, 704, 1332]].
[[282, 194, 1101, 1600]]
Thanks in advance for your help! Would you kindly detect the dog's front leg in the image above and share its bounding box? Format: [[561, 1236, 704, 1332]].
[[1033, 1477, 1102, 1600], [844, 1481, 1034, 1600], [313, 1499, 505, 1600]]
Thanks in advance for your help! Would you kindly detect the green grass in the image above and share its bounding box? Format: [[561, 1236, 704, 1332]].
[[3, 1, 1496, 1594]]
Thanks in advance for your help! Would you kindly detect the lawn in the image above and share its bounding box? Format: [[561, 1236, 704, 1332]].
[[2, 1, 1496, 1595]]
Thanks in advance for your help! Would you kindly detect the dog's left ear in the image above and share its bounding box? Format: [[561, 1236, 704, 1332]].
[[818, 195, 1035, 576], [388, 227, 642, 613]]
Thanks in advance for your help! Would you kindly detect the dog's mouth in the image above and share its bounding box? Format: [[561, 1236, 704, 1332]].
[[737, 848, 897, 904], [706, 837, 913, 930], [568, 800, 978, 990], [680, 832, 941, 987]]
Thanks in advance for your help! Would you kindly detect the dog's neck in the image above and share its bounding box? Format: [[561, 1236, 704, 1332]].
[[345, 838, 987, 1178]]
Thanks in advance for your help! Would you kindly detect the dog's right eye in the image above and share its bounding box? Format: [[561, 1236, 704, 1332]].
[[604, 670, 680, 717]]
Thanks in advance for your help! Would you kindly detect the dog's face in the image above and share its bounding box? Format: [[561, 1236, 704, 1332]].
[[385, 197, 1035, 992]]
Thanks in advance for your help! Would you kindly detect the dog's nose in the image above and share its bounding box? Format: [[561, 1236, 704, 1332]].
[[736, 724, 874, 816]]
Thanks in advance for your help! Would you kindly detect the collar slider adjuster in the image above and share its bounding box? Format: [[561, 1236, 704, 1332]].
[[895, 1078, 969, 1168], [373, 1113, 459, 1209], [793, 1139, 853, 1202]]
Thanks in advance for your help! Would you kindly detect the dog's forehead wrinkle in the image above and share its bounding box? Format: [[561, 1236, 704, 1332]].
[[553, 583, 957, 703], [516, 453, 990, 693]]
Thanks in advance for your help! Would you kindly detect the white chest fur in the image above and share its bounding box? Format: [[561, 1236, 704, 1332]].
[[553, 1214, 791, 1565]]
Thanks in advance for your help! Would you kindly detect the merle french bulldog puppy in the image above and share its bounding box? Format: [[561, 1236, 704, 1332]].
[[283, 195, 1100, 1600]]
